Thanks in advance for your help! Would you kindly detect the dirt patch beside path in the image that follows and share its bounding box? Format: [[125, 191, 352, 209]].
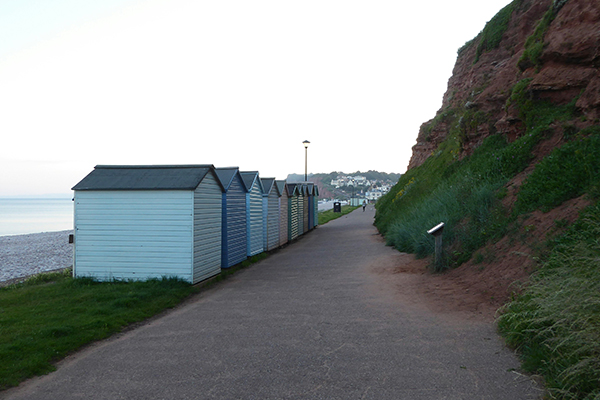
[[370, 195, 591, 322], [369, 241, 501, 322]]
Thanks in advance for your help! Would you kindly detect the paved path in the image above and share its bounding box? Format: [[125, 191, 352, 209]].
[[3, 208, 542, 399]]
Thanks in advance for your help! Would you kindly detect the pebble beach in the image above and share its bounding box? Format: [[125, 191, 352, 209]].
[[0, 230, 74, 285]]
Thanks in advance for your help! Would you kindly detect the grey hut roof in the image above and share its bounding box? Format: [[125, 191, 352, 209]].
[[260, 178, 276, 195], [297, 184, 307, 196], [275, 180, 286, 196], [286, 183, 300, 197], [215, 167, 240, 192], [240, 171, 264, 193], [72, 165, 222, 191]]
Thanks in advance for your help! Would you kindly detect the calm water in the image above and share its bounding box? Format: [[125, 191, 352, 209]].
[[0, 198, 73, 236]]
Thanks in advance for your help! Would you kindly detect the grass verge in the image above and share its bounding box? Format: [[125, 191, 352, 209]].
[[0, 271, 198, 390], [0, 251, 272, 391], [318, 205, 359, 225], [498, 202, 600, 399]]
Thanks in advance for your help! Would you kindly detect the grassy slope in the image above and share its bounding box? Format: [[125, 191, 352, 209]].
[[374, 0, 600, 396], [376, 87, 580, 268]]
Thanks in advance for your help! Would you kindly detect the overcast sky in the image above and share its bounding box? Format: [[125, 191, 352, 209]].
[[0, 0, 513, 196]]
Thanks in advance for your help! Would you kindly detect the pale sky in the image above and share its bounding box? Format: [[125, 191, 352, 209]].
[[0, 0, 512, 196]]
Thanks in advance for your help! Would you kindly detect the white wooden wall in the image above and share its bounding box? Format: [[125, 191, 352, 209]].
[[73, 190, 194, 282]]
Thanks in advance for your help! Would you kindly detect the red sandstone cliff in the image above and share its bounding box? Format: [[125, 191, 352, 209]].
[[408, 0, 600, 170]]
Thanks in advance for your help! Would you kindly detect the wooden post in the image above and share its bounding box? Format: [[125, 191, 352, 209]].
[[427, 222, 445, 271], [434, 234, 443, 270]]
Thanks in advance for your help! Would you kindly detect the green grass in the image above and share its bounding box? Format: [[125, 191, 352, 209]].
[[516, 126, 600, 213], [318, 205, 359, 225], [498, 203, 600, 399], [0, 271, 199, 390]]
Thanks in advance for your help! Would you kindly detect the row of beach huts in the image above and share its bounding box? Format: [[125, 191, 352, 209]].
[[71, 164, 319, 284]]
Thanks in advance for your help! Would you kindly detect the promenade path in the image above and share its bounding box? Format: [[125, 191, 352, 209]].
[[3, 207, 542, 399]]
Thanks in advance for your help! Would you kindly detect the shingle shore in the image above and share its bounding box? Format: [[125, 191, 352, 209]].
[[0, 230, 73, 284]]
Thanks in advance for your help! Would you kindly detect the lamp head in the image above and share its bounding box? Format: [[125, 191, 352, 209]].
[[303, 140, 310, 148]]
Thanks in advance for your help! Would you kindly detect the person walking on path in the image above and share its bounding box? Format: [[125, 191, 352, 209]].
[[362, 200, 367, 211], [3, 207, 542, 400]]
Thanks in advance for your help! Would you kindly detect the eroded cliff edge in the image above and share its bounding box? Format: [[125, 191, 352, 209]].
[[408, 0, 600, 170]]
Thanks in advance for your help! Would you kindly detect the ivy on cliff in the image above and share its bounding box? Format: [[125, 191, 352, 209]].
[[517, 0, 569, 71]]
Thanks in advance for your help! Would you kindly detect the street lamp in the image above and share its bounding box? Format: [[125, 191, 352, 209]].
[[303, 140, 310, 181]]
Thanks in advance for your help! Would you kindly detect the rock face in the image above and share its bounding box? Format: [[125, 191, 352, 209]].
[[408, 0, 600, 170]]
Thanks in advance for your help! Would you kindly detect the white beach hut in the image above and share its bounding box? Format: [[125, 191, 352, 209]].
[[71, 165, 224, 284]]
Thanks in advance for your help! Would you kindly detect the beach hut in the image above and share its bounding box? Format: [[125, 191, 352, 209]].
[[240, 171, 264, 257], [287, 184, 299, 241], [215, 167, 247, 269], [296, 184, 304, 236], [276, 180, 288, 246], [71, 165, 224, 284], [301, 184, 309, 234], [312, 184, 319, 228], [261, 178, 280, 251], [307, 183, 315, 230]]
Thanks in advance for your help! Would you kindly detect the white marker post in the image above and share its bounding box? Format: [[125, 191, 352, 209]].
[[427, 222, 445, 271]]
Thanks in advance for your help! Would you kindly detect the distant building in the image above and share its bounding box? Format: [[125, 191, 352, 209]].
[[366, 190, 384, 201], [353, 176, 367, 185]]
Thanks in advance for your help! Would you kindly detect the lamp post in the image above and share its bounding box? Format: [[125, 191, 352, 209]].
[[303, 140, 310, 181]]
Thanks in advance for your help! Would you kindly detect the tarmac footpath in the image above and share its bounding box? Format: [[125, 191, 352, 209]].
[[2, 207, 542, 399]]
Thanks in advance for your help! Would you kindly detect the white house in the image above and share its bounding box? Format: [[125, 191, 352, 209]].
[[366, 190, 384, 201]]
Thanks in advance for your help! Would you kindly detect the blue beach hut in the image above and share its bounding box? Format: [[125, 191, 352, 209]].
[[215, 167, 248, 269]]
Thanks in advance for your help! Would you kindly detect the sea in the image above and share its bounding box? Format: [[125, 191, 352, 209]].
[[0, 197, 339, 237], [0, 197, 73, 237]]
